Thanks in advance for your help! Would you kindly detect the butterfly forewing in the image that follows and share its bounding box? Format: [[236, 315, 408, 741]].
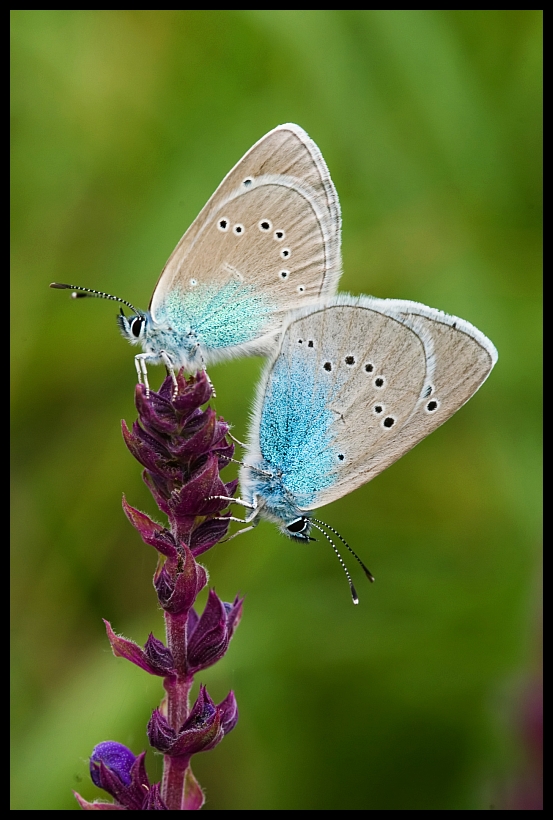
[[149, 125, 341, 351]]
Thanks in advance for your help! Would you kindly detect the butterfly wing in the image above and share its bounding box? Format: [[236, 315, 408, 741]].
[[247, 296, 497, 513], [149, 124, 341, 362]]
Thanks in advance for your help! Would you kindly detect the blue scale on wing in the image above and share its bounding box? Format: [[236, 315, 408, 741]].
[[259, 352, 343, 508], [157, 281, 274, 349]]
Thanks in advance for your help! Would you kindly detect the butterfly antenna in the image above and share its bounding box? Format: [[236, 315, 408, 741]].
[[50, 283, 140, 314], [312, 518, 375, 583], [310, 521, 359, 605]]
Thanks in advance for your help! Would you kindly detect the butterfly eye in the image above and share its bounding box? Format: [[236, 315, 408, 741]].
[[286, 517, 309, 535], [130, 317, 143, 338]]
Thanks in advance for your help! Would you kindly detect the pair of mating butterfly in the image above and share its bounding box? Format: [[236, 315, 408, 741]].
[[52, 124, 497, 604]]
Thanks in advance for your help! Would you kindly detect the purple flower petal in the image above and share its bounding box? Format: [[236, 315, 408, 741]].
[[224, 596, 244, 639], [168, 456, 228, 517], [90, 742, 136, 787], [143, 634, 175, 675], [186, 607, 200, 635], [121, 421, 172, 477], [147, 709, 177, 754], [187, 590, 229, 672], [142, 783, 168, 810], [218, 690, 239, 735], [155, 544, 207, 615], [189, 516, 231, 557], [171, 409, 224, 459], [170, 371, 212, 415]]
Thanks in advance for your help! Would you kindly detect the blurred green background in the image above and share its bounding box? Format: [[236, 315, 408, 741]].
[[11, 10, 541, 810]]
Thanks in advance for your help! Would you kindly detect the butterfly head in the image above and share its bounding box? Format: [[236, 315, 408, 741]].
[[117, 308, 149, 347]]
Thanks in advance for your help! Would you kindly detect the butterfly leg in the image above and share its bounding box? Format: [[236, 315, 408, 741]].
[[228, 432, 246, 448], [203, 368, 216, 398], [208, 495, 257, 511], [221, 520, 259, 543], [159, 350, 178, 397], [135, 354, 151, 397]]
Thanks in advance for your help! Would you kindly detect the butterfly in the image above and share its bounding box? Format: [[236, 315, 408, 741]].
[[215, 295, 497, 603], [51, 124, 342, 393]]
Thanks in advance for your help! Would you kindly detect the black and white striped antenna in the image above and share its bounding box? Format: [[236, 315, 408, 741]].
[[309, 518, 374, 604], [50, 283, 140, 314]]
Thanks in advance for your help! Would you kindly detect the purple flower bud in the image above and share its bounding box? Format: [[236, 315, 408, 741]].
[[88, 745, 155, 810], [143, 634, 175, 675], [168, 370, 212, 416], [170, 408, 227, 460], [123, 372, 236, 563], [121, 420, 173, 478], [148, 686, 231, 758], [135, 370, 212, 429], [142, 783, 168, 810], [90, 742, 136, 788], [189, 516, 232, 557], [186, 590, 243, 673], [152, 543, 207, 615], [169, 456, 231, 519], [148, 709, 178, 754], [153, 565, 174, 607]]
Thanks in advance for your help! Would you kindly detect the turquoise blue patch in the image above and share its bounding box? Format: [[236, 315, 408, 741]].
[[156, 280, 274, 349], [259, 351, 340, 508]]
